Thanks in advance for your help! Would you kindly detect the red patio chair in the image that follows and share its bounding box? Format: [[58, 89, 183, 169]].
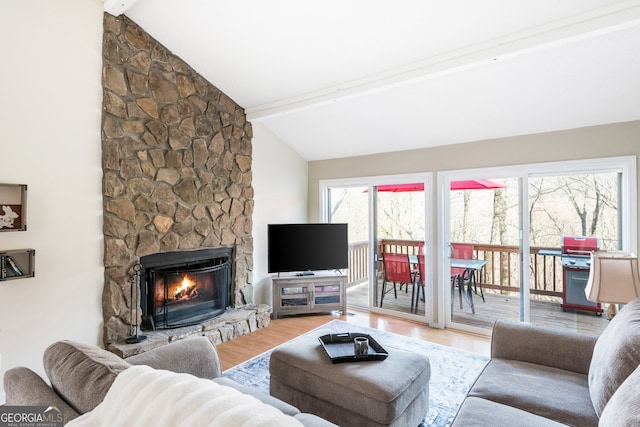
[[380, 253, 414, 308], [404, 241, 425, 294], [450, 243, 474, 312]]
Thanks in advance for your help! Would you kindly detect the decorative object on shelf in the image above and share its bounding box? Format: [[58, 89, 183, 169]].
[[586, 251, 640, 319], [126, 263, 147, 344], [0, 183, 27, 231], [5, 256, 23, 276], [0, 249, 35, 281], [0, 205, 21, 229]]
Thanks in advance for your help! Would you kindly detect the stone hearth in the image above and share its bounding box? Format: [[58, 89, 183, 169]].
[[101, 13, 261, 349], [109, 305, 270, 358]]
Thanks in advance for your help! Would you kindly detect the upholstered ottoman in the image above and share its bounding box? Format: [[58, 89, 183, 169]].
[[269, 328, 430, 427]]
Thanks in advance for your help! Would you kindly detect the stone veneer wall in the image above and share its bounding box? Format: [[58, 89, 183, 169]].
[[101, 13, 255, 346]]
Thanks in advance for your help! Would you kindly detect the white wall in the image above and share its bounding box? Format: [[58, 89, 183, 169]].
[[0, 0, 104, 400], [251, 123, 308, 306]]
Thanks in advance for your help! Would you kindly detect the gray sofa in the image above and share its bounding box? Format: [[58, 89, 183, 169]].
[[3, 336, 335, 426], [452, 297, 640, 426]]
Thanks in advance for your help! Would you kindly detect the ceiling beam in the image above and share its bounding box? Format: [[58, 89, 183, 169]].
[[247, 0, 640, 121], [104, 0, 140, 16]]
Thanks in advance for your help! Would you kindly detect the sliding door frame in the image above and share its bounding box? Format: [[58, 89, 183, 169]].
[[320, 173, 434, 324], [438, 155, 637, 334]]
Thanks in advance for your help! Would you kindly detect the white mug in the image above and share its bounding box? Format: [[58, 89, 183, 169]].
[[354, 336, 369, 355]]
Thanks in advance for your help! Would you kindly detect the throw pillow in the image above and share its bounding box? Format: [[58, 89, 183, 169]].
[[43, 340, 131, 414], [599, 364, 640, 426], [589, 297, 640, 416]]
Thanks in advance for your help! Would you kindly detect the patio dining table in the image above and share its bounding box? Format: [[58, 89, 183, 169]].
[[450, 258, 487, 314], [382, 254, 487, 315]]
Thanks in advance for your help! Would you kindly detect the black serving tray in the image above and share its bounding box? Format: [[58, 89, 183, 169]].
[[318, 332, 389, 363]]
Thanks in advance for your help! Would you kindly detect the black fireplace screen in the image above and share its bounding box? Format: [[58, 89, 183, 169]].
[[139, 248, 232, 330]]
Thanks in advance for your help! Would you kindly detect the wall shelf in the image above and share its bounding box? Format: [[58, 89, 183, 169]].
[[0, 183, 27, 232], [1, 249, 35, 281], [0, 183, 34, 281]]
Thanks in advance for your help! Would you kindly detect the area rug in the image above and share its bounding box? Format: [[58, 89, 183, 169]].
[[223, 319, 489, 427]]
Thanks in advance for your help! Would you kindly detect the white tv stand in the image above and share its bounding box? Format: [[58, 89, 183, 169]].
[[272, 271, 347, 319]]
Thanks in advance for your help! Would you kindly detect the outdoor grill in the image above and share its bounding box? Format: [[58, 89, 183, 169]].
[[560, 236, 603, 315]]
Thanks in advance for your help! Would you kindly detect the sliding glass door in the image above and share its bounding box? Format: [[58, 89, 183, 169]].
[[527, 171, 621, 333], [374, 182, 426, 316], [321, 156, 634, 333], [441, 156, 636, 335], [327, 185, 370, 309], [447, 177, 520, 328], [322, 174, 432, 321]]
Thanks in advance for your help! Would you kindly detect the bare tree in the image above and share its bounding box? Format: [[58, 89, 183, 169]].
[[528, 178, 565, 245], [559, 175, 613, 237], [329, 188, 349, 221], [491, 188, 508, 245], [378, 193, 424, 240], [526, 174, 618, 248], [461, 192, 470, 241]]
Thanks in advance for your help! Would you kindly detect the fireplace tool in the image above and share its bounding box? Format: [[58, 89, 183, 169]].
[[126, 263, 147, 344]]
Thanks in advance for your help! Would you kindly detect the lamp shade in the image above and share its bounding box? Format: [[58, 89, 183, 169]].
[[585, 251, 640, 304]]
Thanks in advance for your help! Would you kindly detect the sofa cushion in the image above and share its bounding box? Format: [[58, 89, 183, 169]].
[[451, 397, 568, 427], [589, 297, 640, 416], [43, 340, 131, 414], [467, 359, 597, 427], [490, 319, 597, 374], [127, 336, 221, 379], [599, 364, 640, 426], [3, 367, 81, 424]]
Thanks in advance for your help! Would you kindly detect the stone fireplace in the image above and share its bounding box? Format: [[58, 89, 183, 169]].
[[101, 13, 266, 353]]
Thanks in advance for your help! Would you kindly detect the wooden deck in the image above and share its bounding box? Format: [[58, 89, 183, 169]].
[[346, 281, 609, 335]]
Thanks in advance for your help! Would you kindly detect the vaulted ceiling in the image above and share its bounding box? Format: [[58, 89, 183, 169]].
[[105, 0, 640, 160]]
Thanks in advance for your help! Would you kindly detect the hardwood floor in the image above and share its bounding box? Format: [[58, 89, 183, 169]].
[[216, 307, 491, 371]]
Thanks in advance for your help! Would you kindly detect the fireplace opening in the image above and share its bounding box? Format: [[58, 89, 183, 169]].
[[139, 247, 233, 330]]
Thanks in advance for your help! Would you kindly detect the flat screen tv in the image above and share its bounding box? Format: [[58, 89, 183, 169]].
[[268, 223, 348, 274]]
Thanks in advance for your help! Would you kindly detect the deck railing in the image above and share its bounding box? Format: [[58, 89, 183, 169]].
[[346, 241, 369, 285], [473, 243, 563, 298], [348, 239, 564, 297]]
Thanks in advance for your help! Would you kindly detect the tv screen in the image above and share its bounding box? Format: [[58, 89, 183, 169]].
[[268, 223, 348, 274]]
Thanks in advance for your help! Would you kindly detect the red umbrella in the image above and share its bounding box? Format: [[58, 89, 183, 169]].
[[450, 179, 506, 190], [375, 183, 424, 192], [373, 180, 505, 192]]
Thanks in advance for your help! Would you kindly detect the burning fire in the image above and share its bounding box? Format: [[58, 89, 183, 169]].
[[173, 275, 200, 302]]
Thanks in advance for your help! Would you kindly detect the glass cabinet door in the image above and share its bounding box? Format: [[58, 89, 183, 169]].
[[314, 284, 342, 306], [279, 286, 309, 307]]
